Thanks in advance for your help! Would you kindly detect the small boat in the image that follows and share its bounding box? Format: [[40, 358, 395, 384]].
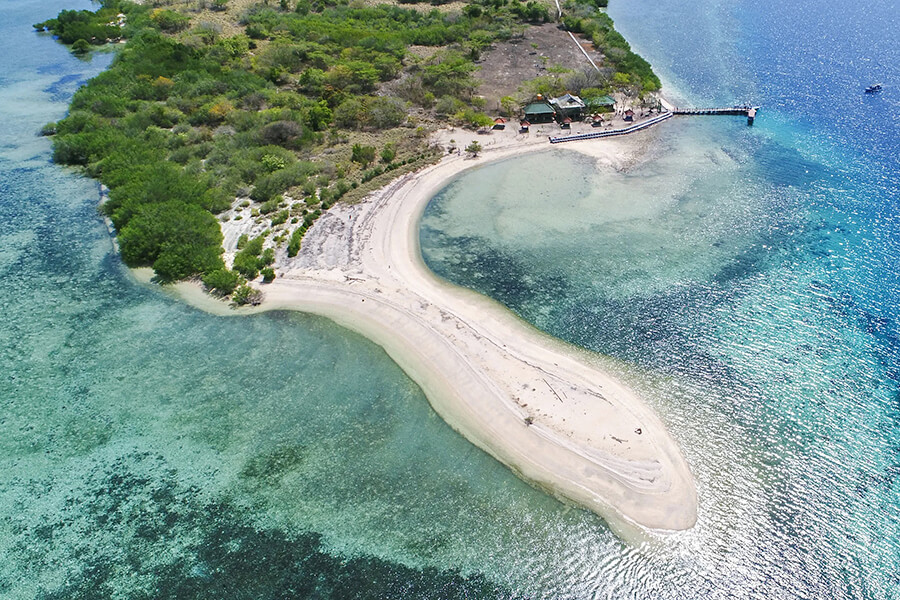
[[865, 83, 883, 94]]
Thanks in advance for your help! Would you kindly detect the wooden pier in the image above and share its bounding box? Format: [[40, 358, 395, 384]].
[[673, 105, 760, 125], [546, 103, 760, 145], [548, 112, 673, 144]]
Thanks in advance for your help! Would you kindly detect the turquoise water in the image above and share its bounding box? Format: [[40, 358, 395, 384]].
[[2, 1, 557, 597], [4, 0, 900, 597], [419, 0, 900, 597]]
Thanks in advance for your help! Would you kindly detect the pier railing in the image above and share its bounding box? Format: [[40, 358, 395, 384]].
[[548, 112, 673, 144], [546, 102, 760, 144], [672, 105, 759, 116]]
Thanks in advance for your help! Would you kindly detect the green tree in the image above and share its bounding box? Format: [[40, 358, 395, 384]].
[[380, 143, 397, 164], [351, 144, 376, 167], [150, 9, 190, 33], [232, 235, 266, 279], [367, 97, 406, 129], [306, 100, 332, 131], [465, 140, 482, 157], [499, 96, 519, 118], [202, 268, 241, 295], [117, 201, 224, 282], [232, 283, 262, 305], [71, 39, 91, 54]]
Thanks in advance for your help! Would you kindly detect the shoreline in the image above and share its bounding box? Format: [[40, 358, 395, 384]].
[[156, 125, 698, 538]]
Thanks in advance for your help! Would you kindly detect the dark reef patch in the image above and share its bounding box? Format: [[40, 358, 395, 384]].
[[419, 230, 571, 320], [239, 444, 309, 487], [11, 451, 520, 600]]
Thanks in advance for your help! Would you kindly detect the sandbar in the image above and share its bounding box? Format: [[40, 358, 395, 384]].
[[164, 125, 698, 537]]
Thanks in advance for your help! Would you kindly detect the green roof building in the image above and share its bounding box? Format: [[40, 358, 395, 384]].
[[586, 95, 616, 110], [523, 100, 556, 123]]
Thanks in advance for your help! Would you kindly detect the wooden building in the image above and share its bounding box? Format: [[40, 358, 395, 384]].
[[550, 93, 586, 120], [523, 98, 556, 123]]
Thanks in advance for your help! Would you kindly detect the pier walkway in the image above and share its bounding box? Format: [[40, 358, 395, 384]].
[[548, 112, 673, 144], [674, 104, 759, 125], [547, 103, 760, 144], [672, 105, 759, 116]]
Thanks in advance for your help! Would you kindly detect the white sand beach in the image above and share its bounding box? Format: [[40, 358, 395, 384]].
[[164, 125, 697, 536]]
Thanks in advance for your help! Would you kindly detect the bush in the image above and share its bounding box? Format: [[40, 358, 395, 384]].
[[334, 96, 407, 130], [369, 96, 407, 129], [259, 196, 282, 214], [232, 283, 262, 305], [421, 52, 479, 99], [499, 96, 518, 118], [243, 235, 265, 255], [380, 143, 397, 164], [35, 7, 122, 45], [287, 228, 303, 256], [71, 39, 91, 54], [333, 179, 350, 199], [259, 120, 304, 148], [271, 209, 289, 226], [261, 267, 276, 282], [233, 253, 260, 280], [261, 153, 287, 172], [232, 235, 265, 279], [151, 9, 190, 32], [117, 201, 224, 282], [351, 144, 376, 166], [251, 162, 318, 202], [202, 268, 241, 295], [454, 109, 494, 129], [306, 100, 332, 130], [434, 95, 463, 117]]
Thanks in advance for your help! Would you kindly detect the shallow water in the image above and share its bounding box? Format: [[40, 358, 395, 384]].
[[3, 0, 899, 597], [420, 0, 900, 596], [0, 1, 552, 597]]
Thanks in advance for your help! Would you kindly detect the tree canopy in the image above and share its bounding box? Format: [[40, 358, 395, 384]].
[[40, 0, 661, 284]]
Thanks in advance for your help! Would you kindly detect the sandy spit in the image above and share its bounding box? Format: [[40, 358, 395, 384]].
[[163, 126, 697, 538]]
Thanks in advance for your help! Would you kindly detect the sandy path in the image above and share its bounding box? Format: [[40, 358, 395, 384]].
[[174, 130, 697, 536]]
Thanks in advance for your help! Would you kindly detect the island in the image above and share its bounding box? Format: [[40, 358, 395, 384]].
[[40, 0, 696, 535]]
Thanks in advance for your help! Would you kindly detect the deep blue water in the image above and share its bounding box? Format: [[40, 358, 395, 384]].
[[419, 0, 900, 597]]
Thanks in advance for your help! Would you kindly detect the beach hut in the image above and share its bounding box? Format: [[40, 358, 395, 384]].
[[624, 109, 635, 122], [492, 117, 506, 131], [519, 120, 530, 133], [523, 97, 556, 123], [591, 113, 605, 127], [560, 117, 572, 129], [549, 93, 586, 120]]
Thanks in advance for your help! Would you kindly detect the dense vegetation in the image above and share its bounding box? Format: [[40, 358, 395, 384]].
[[34, 3, 127, 48], [561, 0, 660, 92], [39, 0, 658, 296]]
